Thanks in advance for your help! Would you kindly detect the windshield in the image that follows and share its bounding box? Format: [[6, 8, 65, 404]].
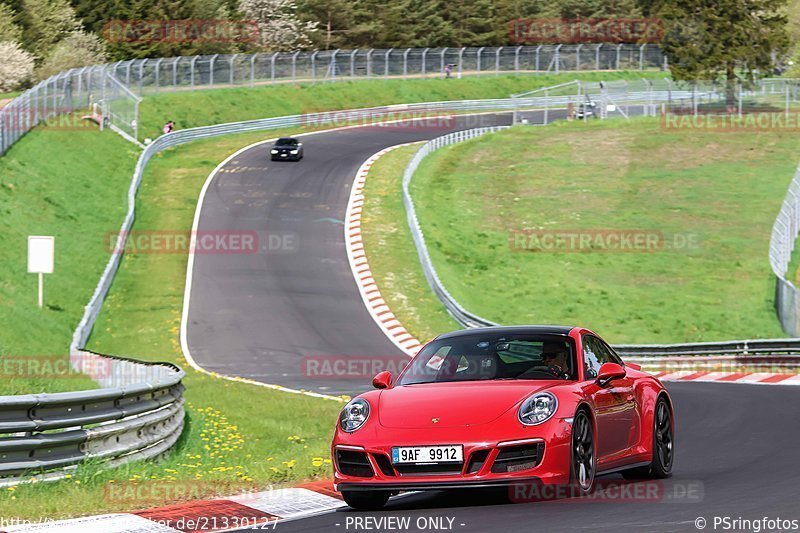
[[397, 332, 576, 385], [275, 138, 298, 146]]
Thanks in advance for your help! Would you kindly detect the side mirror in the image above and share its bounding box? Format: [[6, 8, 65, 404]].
[[626, 362, 641, 371], [596, 362, 626, 386], [372, 371, 393, 389]]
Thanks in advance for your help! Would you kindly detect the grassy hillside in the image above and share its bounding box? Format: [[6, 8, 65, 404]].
[[404, 118, 793, 343]]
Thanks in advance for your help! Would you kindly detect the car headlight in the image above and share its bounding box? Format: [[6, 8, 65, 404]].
[[290, 149, 299, 154], [518, 392, 557, 425], [339, 398, 370, 432], [270, 149, 278, 154]]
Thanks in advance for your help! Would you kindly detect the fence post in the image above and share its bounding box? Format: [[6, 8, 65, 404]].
[[250, 54, 256, 86], [476, 47, 484, 75], [421, 48, 429, 77], [495, 47, 502, 76], [440, 48, 447, 76], [639, 44, 646, 70], [385, 48, 393, 78], [458, 47, 465, 78], [575, 44, 582, 70], [138, 59, 146, 95], [616, 44, 622, 70], [291, 51, 300, 82], [403, 48, 410, 78], [172, 58, 179, 89], [271, 52, 278, 83], [190, 56, 199, 88], [125, 61, 132, 86], [366, 48, 373, 77], [329, 49, 339, 81], [535, 45, 542, 71], [554, 44, 562, 74], [154, 58, 163, 92], [230, 54, 237, 85], [350, 49, 358, 78], [515, 46, 521, 72], [209, 54, 219, 86], [311, 50, 318, 81]]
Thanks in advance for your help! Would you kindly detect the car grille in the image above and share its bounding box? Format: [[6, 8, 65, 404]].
[[335, 449, 374, 478], [491, 443, 544, 473], [373, 453, 396, 477], [465, 449, 491, 474], [394, 463, 463, 476]]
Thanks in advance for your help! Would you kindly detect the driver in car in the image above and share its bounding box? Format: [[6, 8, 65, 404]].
[[541, 342, 570, 378]]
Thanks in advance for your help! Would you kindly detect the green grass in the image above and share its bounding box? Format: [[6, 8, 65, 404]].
[[360, 144, 459, 342], [139, 71, 667, 139], [0, 131, 343, 520], [403, 117, 794, 344], [0, 126, 139, 394]]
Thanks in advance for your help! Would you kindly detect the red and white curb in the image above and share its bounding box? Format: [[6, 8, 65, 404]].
[[344, 144, 424, 357], [648, 370, 800, 385], [2, 482, 343, 532]]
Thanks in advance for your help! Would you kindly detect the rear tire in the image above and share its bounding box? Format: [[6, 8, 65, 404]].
[[622, 395, 673, 479], [341, 491, 390, 510], [570, 409, 596, 495]]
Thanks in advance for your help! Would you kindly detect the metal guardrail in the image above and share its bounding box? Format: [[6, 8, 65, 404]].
[[769, 166, 800, 336], [0, 351, 184, 485]]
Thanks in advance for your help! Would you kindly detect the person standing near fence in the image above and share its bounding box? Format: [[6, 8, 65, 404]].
[[444, 64, 451, 78], [163, 120, 174, 134]]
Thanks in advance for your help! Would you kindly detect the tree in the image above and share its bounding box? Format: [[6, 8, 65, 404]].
[[238, 0, 317, 51], [642, 0, 789, 102], [36, 30, 107, 79], [0, 3, 22, 42], [20, 0, 81, 58], [0, 40, 34, 90]]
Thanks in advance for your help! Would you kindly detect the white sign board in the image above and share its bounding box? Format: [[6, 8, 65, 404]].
[[27, 236, 54, 274]]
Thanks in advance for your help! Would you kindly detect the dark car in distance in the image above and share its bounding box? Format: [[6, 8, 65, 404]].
[[270, 137, 304, 161]]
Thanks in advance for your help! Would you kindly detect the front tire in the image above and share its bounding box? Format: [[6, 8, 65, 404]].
[[341, 491, 390, 510], [622, 395, 673, 479], [570, 409, 595, 495]]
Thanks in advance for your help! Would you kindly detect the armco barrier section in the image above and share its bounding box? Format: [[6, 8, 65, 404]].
[[0, 351, 184, 485], [769, 166, 800, 336]]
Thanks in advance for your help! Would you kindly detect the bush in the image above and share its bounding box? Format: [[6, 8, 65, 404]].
[[36, 31, 107, 81], [0, 41, 34, 91]]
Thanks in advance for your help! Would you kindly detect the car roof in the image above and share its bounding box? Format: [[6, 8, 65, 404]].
[[435, 325, 578, 340]]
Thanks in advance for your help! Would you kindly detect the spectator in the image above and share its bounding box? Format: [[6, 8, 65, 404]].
[[444, 64, 451, 79], [163, 120, 175, 134]]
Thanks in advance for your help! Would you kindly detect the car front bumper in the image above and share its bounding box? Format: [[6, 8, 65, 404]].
[[332, 418, 573, 491]]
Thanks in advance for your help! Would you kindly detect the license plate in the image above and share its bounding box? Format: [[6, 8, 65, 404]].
[[391, 445, 463, 464]]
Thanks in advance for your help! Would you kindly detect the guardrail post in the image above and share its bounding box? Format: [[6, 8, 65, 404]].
[[385, 48, 393, 78]]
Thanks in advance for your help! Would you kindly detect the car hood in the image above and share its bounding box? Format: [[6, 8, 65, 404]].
[[377, 381, 559, 429]]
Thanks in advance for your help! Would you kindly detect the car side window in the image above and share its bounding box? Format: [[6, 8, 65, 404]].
[[582, 335, 613, 379]]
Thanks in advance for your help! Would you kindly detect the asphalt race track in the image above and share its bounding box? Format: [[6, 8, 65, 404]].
[[184, 107, 800, 531], [184, 111, 536, 395]]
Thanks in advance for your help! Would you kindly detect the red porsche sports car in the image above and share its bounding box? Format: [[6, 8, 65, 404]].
[[332, 326, 674, 510]]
